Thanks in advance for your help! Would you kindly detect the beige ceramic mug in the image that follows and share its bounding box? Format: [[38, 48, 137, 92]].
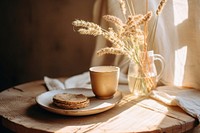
[[89, 66, 120, 99]]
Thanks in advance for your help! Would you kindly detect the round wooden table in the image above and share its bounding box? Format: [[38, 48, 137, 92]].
[[0, 80, 198, 133]]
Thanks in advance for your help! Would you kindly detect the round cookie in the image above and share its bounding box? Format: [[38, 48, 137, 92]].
[[53, 93, 90, 109]]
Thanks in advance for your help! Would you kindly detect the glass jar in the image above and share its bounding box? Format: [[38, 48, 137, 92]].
[[128, 50, 165, 97]]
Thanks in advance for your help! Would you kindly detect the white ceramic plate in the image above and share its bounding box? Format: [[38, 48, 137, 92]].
[[36, 88, 122, 116]]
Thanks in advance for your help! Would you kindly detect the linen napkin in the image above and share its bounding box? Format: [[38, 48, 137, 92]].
[[44, 76, 65, 91], [150, 86, 200, 122], [44, 71, 128, 90]]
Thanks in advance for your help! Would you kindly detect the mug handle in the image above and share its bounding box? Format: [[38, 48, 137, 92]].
[[154, 54, 165, 82]]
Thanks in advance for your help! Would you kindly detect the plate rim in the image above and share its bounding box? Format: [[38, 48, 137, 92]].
[[36, 88, 122, 116]]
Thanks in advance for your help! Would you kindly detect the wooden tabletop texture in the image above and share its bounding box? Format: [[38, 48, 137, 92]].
[[0, 80, 198, 133]]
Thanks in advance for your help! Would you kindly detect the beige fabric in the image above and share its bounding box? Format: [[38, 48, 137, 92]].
[[44, 72, 128, 90], [91, 0, 200, 90], [151, 86, 200, 122]]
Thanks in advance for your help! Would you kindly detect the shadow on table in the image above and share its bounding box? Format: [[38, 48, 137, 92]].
[[26, 85, 198, 132], [0, 117, 14, 133]]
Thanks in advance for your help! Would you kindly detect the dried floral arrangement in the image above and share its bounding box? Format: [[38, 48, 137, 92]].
[[72, 0, 167, 96], [72, 0, 167, 64]]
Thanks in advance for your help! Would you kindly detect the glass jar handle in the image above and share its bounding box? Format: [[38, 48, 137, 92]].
[[154, 54, 165, 82]]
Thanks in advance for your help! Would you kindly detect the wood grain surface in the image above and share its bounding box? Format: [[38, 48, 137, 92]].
[[0, 80, 198, 133]]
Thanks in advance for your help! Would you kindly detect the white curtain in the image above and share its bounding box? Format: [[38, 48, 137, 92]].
[[91, 0, 200, 90]]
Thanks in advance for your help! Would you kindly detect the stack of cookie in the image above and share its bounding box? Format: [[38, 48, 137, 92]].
[[53, 93, 90, 109]]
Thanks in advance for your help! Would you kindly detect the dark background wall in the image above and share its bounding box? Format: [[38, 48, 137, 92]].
[[0, 0, 96, 91]]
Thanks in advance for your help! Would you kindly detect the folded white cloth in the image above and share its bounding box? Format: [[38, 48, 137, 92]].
[[64, 72, 91, 89], [64, 71, 128, 89], [44, 76, 65, 91], [151, 86, 200, 122], [44, 71, 128, 90]]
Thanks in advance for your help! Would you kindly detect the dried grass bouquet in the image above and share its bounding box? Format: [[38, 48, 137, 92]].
[[72, 0, 167, 64], [72, 0, 167, 96]]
